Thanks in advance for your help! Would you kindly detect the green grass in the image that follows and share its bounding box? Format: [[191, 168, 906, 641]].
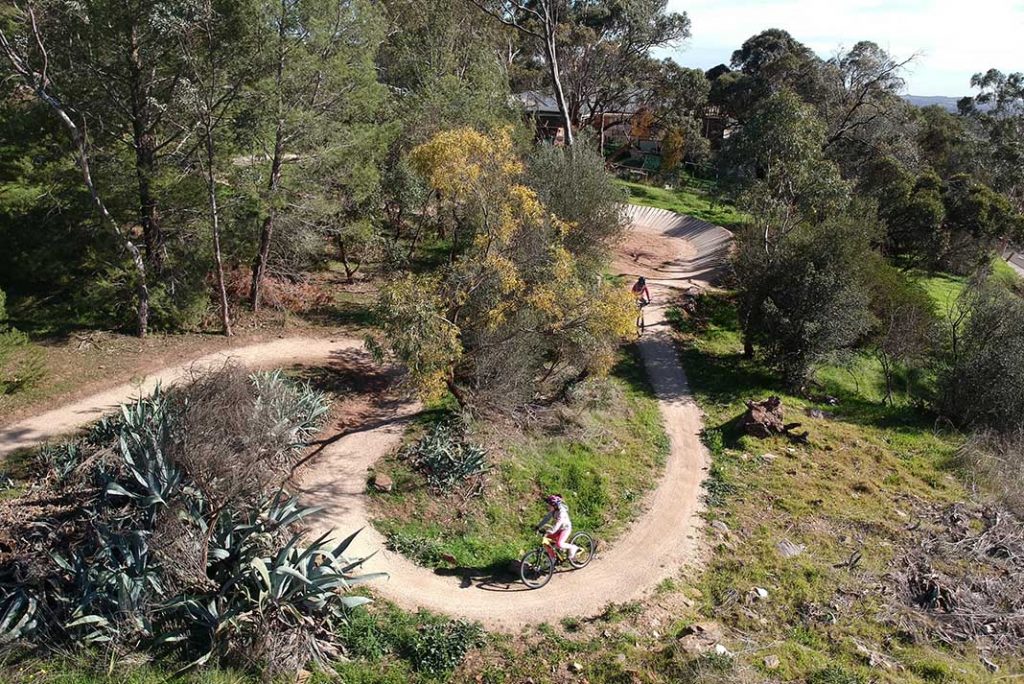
[[0, 657, 257, 683], [992, 256, 1021, 287], [4, 604, 483, 684], [369, 346, 669, 571], [614, 179, 748, 229], [668, 291, 1012, 683], [910, 270, 966, 312], [907, 254, 1021, 315]]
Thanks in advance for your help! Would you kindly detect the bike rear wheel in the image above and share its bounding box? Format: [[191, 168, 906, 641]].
[[520, 548, 555, 589], [568, 532, 595, 569]]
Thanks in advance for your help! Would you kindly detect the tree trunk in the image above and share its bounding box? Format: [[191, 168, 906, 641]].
[[0, 13, 149, 334], [338, 239, 359, 283], [250, 0, 288, 312], [128, 23, 165, 273], [741, 309, 754, 359], [38, 90, 150, 336], [880, 353, 894, 406], [542, 17, 574, 148], [446, 378, 469, 408], [205, 126, 232, 336], [250, 212, 276, 312]]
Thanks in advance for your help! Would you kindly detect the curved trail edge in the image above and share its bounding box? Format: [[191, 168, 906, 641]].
[[0, 205, 729, 631]]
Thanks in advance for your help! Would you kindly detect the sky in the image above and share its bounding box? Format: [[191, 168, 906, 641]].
[[663, 0, 1024, 96]]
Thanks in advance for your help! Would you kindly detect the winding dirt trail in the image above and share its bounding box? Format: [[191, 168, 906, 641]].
[[0, 205, 731, 631]]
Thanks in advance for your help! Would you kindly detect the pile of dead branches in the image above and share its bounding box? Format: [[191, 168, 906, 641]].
[[889, 502, 1024, 649]]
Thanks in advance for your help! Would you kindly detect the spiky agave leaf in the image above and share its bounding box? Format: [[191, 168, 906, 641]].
[[0, 590, 39, 644]]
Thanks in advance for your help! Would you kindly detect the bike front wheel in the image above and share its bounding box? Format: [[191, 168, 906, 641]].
[[568, 532, 595, 569], [520, 548, 555, 589]]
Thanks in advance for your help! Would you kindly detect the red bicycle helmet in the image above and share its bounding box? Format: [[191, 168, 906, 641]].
[[544, 494, 564, 507]]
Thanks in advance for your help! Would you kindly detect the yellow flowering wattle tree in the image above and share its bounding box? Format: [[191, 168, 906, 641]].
[[371, 128, 633, 407]]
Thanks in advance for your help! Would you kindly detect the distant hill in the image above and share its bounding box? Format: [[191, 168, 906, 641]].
[[903, 95, 965, 112]]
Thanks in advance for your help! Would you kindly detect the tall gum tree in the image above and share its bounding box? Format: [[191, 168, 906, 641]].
[[0, 5, 151, 336], [27, 0, 190, 274], [248, 0, 387, 311], [466, 0, 577, 146]]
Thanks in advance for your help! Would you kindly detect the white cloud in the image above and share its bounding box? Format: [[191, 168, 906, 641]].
[[663, 0, 1024, 95]]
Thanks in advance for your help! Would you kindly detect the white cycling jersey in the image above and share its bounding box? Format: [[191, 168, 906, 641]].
[[539, 502, 572, 534]]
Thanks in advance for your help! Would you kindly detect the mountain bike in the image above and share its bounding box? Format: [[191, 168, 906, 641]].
[[636, 298, 649, 337], [519, 531, 596, 589]]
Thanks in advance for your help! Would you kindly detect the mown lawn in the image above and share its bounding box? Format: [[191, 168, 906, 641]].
[[615, 178, 748, 229], [369, 346, 669, 571]]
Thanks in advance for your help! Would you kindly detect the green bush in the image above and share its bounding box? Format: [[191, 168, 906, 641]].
[[78, 262, 209, 332], [939, 282, 1024, 432], [525, 140, 627, 268], [404, 620, 484, 676], [734, 210, 877, 385], [400, 422, 487, 492]]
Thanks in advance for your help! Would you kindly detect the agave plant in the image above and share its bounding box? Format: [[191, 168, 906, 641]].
[[104, 388, 183, 512], [163, 521, 383, 673], [53, 528, 164, 646], [86, 414, 123, 447], [0, 371, 383, 675], [35, 441, 82, 482], [207, 491, 319, 578], [249, 370, 330, 450], [401, 422, 488, 492], [0, 590, 38, 645]]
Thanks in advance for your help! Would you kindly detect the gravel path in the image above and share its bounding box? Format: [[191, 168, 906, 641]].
[[0, 205, 730, 631]]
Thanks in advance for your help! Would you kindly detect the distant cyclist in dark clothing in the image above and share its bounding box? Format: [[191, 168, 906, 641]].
[[631, 276, 650, 305], [632, 276, 651, 335]]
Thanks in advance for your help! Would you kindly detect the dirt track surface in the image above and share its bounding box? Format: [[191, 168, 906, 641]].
[[0, 204, 729, 632]]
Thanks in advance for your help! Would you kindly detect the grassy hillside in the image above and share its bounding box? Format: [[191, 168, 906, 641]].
[[670, 293, 1008, 682]]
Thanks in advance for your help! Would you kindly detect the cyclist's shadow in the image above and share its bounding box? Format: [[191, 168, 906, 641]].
[[433, 558, 572, 592]]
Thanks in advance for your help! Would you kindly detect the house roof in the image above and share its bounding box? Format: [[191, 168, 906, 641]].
[[515, 90, 641, 117], [516, 91, 561, 115]]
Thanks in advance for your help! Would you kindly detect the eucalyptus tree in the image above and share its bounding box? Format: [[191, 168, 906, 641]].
[[818, 41, 918, 177], [0, 4, 152, 336], [467, 0, 689, 147], [962, 69, 1024, 213], [466, 0, 578, 146], [721, 90, 858, 366], [174, 0, 261, 335], [246, 0, 388, 311], [554, 0, 690, 128], [713, 28, 826, 123]]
